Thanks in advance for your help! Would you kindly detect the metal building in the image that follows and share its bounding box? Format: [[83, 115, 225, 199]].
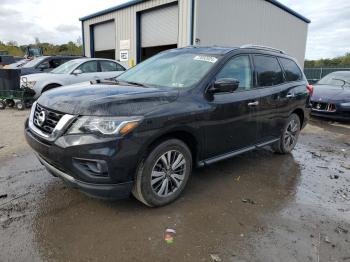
[[80, 0, 310, 66]]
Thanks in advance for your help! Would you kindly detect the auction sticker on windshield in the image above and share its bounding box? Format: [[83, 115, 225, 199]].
[[193, 55, 218, 63]]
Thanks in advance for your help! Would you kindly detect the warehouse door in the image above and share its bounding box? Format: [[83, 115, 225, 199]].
[[140, 4, 178, 61], [93, 21, 116, 59]]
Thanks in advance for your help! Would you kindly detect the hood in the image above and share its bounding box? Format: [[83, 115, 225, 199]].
[[20, 67, 39, 76], [37, 81, 179, 116], [311, 84, 350, 103], [21, 72, 51, 81]]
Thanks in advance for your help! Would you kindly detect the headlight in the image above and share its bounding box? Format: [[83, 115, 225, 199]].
[[340, 102, 350, 108], [21, 77, 36, 88], [67, 116, 143, 136]]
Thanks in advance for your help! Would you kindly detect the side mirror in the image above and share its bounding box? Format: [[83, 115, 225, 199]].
[[208, 78, 240, 94], [72, 69, 83, 75]]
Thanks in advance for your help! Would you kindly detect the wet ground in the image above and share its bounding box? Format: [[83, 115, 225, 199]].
[[0, 109, 349, 262]]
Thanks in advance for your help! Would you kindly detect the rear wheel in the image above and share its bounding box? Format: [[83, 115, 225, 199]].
[[5, 99, 15, 108], [0, 100, 6, 110], [132, 139, 192, 207], [272, 113, 301, 154], [15, 101, 25, 111]]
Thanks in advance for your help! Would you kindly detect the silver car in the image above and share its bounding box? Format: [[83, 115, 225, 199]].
[[21, 58, 127, 99]]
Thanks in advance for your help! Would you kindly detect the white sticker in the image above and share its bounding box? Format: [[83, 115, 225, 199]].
[[120, 50, 129, 61], [194, 55, 218, 63]]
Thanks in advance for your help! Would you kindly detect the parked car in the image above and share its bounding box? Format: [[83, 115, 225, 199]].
[[18, 55, 81, 76], [0, 55, 16, 68], [21, 58, 127, 99], [4, 58, 30, 69], [310, 71, 350, 121], [25, 46, 312, 207]]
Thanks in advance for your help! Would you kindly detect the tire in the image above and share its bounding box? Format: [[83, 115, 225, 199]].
[[272, 113, 301, 154], [15, 101, 25, 111], [0, 100, 6, 110], [5, 99, 15, 108], [42, 84, 61, 94], [132, 139, 192, 207]]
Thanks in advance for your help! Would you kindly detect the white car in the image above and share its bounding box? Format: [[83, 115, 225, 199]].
[[20, 58, 127, 99]]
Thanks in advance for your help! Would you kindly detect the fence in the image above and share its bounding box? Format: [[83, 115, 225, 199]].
[[304, 67, 350, 83]]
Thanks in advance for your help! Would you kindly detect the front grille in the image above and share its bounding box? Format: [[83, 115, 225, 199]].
[[33, 103, 64, 134], [311, 102, 336, 112]]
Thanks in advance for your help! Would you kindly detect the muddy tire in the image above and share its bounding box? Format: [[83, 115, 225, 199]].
[[132, 139, 192, 207], [272, 113, 301, 154], [15, 101, 25, 111], [0, 100, 6, 110], [5, 99, 15, 108]]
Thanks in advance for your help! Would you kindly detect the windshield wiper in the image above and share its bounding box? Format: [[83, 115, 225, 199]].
[[114, 79, 148, 87]]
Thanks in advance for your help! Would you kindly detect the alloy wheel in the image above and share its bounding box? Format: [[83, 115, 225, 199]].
[[151, 150, 187, 197], [283, 119, 300, 151]]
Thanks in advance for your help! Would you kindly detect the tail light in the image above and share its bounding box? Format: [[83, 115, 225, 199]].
[[307, 84, 313, 95]]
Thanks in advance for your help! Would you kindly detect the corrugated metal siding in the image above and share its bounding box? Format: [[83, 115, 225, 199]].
[[83, 0, 190, 64], [194, 0, 308, 65], [141, 4, 179, 47]]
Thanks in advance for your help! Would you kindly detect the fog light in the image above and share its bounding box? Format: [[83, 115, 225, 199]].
[[73, 158, 109, 177]]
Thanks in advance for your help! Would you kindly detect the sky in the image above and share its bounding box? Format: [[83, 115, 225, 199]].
[[0, 0, 349, 60]]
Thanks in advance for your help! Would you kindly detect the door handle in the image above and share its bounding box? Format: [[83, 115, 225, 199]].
[[247, 101, 259, 106], [286, 93, 295, 98]]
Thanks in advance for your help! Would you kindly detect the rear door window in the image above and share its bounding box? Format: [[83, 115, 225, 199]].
[[100, 61, 125, 72], [216, 55, 252, 91], [78, 61, 99, 73], [253, 55, 283, 87], [279, 58, 302, 81]]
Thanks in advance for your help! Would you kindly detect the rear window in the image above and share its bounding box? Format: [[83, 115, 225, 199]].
[[254, 55, 283, 87], [100, 61, 125, 72], [280, 58, 302, 82]]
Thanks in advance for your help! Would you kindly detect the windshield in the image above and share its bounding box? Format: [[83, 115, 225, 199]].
[[318, 72, 350, 87], [22, 56, 47, 68], [117, 51, 221, 88], [51, 59, 82, 74]]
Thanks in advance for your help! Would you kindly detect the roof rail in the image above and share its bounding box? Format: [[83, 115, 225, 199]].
[[240, 44, 285, 54]]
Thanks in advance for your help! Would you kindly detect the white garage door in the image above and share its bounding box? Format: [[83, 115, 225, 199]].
[[94, 21, 115, 51], [141, 4, 179, 48]]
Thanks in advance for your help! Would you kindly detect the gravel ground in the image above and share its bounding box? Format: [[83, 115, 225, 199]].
[[0, 108, 349, 262]]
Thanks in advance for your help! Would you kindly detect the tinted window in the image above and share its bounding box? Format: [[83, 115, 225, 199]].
[[100, 61, 125, 72], [216, 56, 252, 91], [49, 58, 63, 68], [280, 58, 302, 81], [78, 61, 98, 73], [254, 55, 283, 86]]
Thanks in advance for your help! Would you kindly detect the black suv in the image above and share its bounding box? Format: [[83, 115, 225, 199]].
[[25, 46, 312, 207]]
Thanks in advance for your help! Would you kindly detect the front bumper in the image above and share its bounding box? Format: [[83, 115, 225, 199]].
[[310, 102, 350, 121], [25, 121, 142, 200], [37, 154, 133, 199]]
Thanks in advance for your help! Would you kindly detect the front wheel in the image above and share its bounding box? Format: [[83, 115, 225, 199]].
[[15, 101, 25, 111], [132, 139, 192, 207], [272, 113, 301, 154]]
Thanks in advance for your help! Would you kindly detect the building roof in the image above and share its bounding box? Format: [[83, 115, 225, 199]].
[[79, 0, 310, 24]]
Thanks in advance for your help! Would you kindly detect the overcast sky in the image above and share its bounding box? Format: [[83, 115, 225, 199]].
[[0, 0, 349, 60]]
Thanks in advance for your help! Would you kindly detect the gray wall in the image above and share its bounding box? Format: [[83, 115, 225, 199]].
[[194, 0, 308, 65]]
